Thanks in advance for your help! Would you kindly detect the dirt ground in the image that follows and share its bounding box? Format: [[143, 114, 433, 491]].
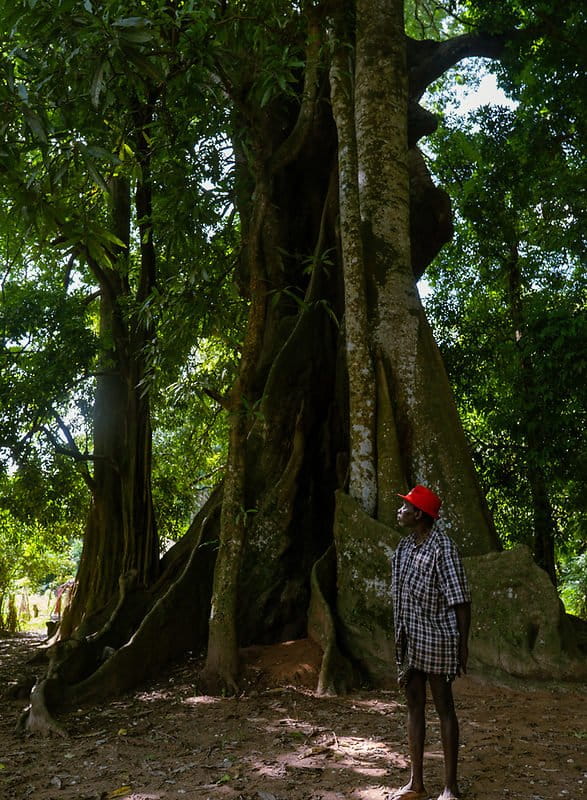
[[0, 633, 585, 800]]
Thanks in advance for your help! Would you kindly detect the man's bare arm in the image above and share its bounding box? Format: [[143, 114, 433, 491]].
[[454, 602, 471, 674]]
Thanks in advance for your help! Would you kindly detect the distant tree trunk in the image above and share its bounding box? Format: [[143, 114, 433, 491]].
[[63, 173, 159, 636], [506, 242, 558, 584]]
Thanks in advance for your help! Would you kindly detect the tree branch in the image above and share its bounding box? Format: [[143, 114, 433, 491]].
[[202, 386, 231, 410], [45, 413, 97, 493], [408, 31, 508, 100], [269, 12, 322, 175]]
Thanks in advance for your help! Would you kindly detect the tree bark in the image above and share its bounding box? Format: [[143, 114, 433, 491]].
[[17, 495, 219, 734], [330, 14, 377, 515], [506, 242, 558, 584], [200, 156, 271, 693], [63, 172, 159, 636], [352, 0, 498, 551]]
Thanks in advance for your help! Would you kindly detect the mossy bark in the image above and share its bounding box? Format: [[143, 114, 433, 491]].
[[330, 16, 377, 516], [465, 546, 587, 681]]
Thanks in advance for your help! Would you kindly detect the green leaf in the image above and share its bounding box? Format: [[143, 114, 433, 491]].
[[22, 107, 48, 143], [84, 145, 120, 164], [112, 16, 150, 28], [90, 62, 106, 109], [118, 30, 154, 43], [77, 143, 111, 193], [86, 161, 110, 194], [96, 229, 126, 248], [86, 237, 112, 267], [112, 17, 153, 43], [124, 51, 165, 82]]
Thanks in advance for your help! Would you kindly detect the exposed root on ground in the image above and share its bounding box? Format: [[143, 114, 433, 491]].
[[15, 514, 218, 736], [16, 678, 68, 738]]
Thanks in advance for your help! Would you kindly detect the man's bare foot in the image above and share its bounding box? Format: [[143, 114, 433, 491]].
[[436, 787, 460, 800], [388, 784, 428, 800]]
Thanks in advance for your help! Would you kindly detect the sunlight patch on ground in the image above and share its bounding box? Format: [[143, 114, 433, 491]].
[[249, 760, 288, 779], [355, 790, 390, 800], [134, 690, 174, 702], [349, 694, 404, 714], [423, 749, 444, 761], [335, 736, 409, 768], [182, 694, 222, 705], [271, 734, 409, 774]]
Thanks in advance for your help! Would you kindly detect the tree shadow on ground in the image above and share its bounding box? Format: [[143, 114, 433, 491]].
[[1, 633, 585, 800]]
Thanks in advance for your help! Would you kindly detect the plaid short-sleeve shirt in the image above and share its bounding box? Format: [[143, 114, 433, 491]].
[[392, 528, 470, 680]]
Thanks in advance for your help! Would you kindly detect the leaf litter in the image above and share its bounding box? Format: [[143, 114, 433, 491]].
[[1, 633, 585, 800]]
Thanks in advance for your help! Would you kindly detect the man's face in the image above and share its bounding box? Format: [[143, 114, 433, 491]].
[[397, 500, 419, 528]]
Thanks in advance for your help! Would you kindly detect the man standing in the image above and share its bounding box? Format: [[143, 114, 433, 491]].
[[390, 485, 471, 800]]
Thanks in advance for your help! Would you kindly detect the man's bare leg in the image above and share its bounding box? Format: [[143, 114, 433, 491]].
[[401, 670, 427, 795], [429, 674, 460, 799]]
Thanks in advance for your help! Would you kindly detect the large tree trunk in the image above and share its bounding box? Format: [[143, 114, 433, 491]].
[[200, 157, 272, 693], [57, 173, 159, 639], [200, 10, 338, 691], [330, 10, 377, 516], [202, 0, 501, 688], [353, 0, 498, 552], [199, 1, 500, 698]]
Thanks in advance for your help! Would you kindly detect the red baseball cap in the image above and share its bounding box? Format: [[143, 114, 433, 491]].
[[397, 485, 442, 519]]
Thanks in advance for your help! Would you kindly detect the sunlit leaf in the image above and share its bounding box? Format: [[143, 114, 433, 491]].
[[107, 786, 132, 798], [90, 62, 106, 108]]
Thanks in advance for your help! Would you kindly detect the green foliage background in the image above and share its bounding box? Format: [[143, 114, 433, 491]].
[[0, 0, 585, 621]]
